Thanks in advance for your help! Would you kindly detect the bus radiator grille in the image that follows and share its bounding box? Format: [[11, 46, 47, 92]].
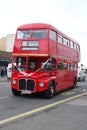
[[19, 79, 26, 90], [27, 80, 35, 91], [19, 79, 35, 91]]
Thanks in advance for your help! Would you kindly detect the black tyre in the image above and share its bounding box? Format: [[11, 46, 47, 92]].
[[12, 88, 21, 96], [44, 83, 55, 99]]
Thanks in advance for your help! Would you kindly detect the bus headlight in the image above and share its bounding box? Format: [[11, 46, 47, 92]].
[[12, 79, 16, 84], [39, 82, 44, 87]]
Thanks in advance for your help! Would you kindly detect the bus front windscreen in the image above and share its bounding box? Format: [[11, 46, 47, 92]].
[[17, 30, 30, 39], [32, 29, 48, 38], [17, 29, 48, 39], [13, 57, 26, 71]]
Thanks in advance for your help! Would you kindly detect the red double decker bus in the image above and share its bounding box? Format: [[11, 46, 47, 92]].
[[11, 23, 80, 98]]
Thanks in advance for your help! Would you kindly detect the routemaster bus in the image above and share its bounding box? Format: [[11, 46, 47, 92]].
[[11, 23, 80, 98]]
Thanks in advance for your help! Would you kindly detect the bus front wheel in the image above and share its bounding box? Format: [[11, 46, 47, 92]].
[[44, 83, 55, 99], [12, 88, 21, 96]]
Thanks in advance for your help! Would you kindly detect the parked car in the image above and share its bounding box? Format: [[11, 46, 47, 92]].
[[77, 68, 86, 82]]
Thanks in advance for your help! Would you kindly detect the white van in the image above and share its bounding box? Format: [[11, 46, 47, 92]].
[[77, 68, 85, 81], [7, 63, 12, 79]]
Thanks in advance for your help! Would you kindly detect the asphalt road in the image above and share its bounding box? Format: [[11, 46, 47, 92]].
[[0, 77, 87, 130]]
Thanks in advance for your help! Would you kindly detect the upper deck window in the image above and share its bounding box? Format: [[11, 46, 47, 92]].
[[74, 43, 77, 50], [63, 38, 69, 46], [49, 30, 56, 41], [70, 41, 74, 48], [76, 44, 80, 51], [58, 34, 63, 43], [17, 30, 30, 39], [32, 29, 48, 38]]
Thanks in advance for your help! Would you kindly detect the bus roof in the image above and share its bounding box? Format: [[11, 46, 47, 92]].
[[17, 23, 79, 45], [17, 23, 57, 31]]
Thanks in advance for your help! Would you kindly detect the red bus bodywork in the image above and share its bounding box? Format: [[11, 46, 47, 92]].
[[11, 23, 80, 98]]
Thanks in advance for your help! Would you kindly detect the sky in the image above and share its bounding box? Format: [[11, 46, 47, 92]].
[[0, 0, 87, 66]]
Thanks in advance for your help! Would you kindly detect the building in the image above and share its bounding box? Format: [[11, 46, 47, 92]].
[[0, 51, 12, 67], [7, 34, 15, 52], [0, 34, 15, 52], [0, 34, 15, 68], [0, 37, 7, 51]]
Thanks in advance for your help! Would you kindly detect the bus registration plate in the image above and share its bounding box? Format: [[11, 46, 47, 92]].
[[21, 90, 31, 94]]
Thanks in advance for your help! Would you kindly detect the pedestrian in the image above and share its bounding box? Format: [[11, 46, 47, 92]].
[[1, 67, 4, 78]]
